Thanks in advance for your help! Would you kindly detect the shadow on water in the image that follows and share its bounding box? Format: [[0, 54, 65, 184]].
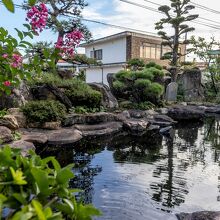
[[40, 118, 220, 219]]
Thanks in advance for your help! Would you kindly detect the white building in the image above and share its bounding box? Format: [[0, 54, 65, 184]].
[[80, 31, 186, 85]]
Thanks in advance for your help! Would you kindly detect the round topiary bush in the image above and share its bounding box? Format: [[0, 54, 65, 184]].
[[22, 100, 67, 124]]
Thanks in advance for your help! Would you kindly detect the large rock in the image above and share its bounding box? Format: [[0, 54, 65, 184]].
[[31, 85, 72, 108], [0, 82, 32, 109], [176, 211, 220, 220], [0, 126, 13, 143], [74, 122, 123, 138], [0, 115, 19, 130], [47, 129, 82, 145], [28, 121, 61, 130], [168, 105, 205, 121], [88, 83, 118, 109], [178, 68, 204, 102], [123, 118, 149, 135], [64, 112, 117, 126], [10, 140, 35, 153], [22, 133, 48, 145], [7, 108, 27, 128]]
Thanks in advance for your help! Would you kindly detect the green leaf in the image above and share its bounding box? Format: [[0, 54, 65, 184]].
[[32, 200, 46, 220], [28, 0, 37, 6], [2, 0, 14, 12], [42, 157, 61, 171], [15, 28, 23, 40], [31, 167, 50, 196], [56, 166, 74, 185]]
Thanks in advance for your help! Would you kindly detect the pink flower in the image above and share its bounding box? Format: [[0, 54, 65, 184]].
[[11, 54, 22, 68], [26, 3, 48, 34], [55, 30, 84, 58], [3, 81, 11, 87], [2, 54, 8, 58]]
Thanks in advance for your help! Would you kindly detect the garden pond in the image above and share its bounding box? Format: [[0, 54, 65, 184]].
[[40, 117, 220, 220]]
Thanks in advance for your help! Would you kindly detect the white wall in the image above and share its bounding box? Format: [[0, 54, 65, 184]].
[[85, 66, 124, 86], [85, 37, 127, 64]]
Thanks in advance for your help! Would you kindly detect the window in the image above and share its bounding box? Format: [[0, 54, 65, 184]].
[[90, 49, 103, 60], [140, 43, 161, 59]]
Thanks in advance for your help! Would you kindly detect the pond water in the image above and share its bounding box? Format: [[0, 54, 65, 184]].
[[42, 118, 220, 220]]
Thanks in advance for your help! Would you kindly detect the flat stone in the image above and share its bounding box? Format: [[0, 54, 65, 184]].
[[9, 140, 35, 154], [168, 105, 205, 121], [176, 211, 220, 220], [0, 126, 13, 143], [64, 112, 117, 126], [205, 107, 220, 114], [128, 109, 145, 118], [74, 122, 123, 137], [154, 114, 177, 124], [28, 121, 61, 130], [22, 133, 48, 145], [47, 129, 82, 145], [144, 110, 159, 116], [159, 126, 174, 138], [0, 115, 19, 130]]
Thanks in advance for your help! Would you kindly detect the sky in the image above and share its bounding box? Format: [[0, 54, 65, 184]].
[[1, 0, 220, 58]]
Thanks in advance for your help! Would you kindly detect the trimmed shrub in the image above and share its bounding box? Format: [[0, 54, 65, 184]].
[[113, 80, 126, 91], [147, 67, 164, 78], [132, 69, 154, 80], [22, 100, 66, 124], [145, 82, 164, 98], [134, 79, 151, 88], [115, 70, 132, 81], [145, 61, 163, 70], [65, 88, 102, 108]]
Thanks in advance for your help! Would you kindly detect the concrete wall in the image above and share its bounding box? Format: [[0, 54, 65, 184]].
[[85, 65, 124, 85], [85, 37, 127, 64]]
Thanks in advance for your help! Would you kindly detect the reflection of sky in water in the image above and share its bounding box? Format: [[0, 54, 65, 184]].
[[68, 119, 220, 220]]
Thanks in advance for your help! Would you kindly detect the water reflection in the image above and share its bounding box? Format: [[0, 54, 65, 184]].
[[41, 119, 220, 219]]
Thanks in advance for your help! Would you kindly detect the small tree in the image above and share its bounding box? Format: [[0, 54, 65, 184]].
[[155, 0, 198, 81], [191, 36, 220, 95]]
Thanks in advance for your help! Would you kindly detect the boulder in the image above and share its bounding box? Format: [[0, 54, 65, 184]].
[[28, 121, 61, 130], [64, 112, 117, 126], [0, 126, 13, 143], [205, 106, 220, 114], [10, 140, 35, 153], [7, 108, 27, 128], [88, 83, 119, 109], [57, 69, 73, 79], [154, 114, 177, 124], [116, 110, 131, 121], [176, 211, 220, 220], [128, 109, 146, 119], [123, 119, 149, 135], [0, 115, 19, 130], [47, 129, 82, 145], [22, 133, 48, 145], [74, 122, 123, 138], [168, 105, 205, 121]]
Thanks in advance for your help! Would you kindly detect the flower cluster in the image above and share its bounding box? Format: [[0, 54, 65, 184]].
[[11, 54, 23, 68], [26, 3, 48, 34], [3, 81, 11, 87], [55, 30, 84, 57], [2, 53, 23, 68]]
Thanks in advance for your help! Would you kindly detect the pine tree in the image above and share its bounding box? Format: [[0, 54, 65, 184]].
[[155, 0, 198, 81]]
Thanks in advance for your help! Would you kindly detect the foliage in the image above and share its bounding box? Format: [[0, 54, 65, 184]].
[[22, 100, 67, 124], [0, 146, 101, 219], [0, 109, 7, 118], [113, 64, 164, 105], [191, 36, 220, 95], [12, 131, 22, 141], [155, 0, 198, 81], [119, 100, 155, 110], [145, 61, 162, 70], [65, 87, 102, 108], [70, 106, 106, 114], [128, 58, 145, 71]]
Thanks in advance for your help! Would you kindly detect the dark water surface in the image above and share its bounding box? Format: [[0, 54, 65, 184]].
[[42, 118, 220, 220]]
